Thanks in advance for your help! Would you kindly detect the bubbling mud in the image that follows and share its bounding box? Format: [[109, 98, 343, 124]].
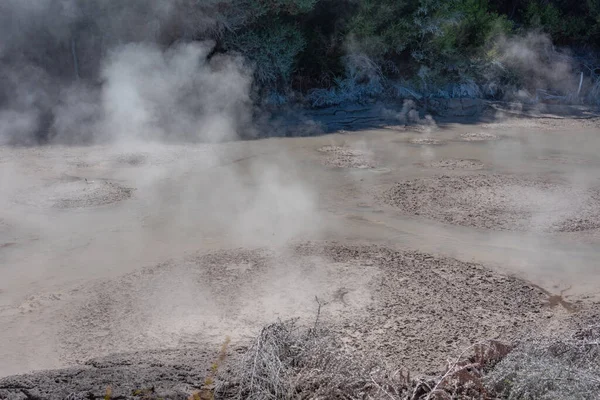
[[383, 174, 600, 232], [318, 145, 374, 169]]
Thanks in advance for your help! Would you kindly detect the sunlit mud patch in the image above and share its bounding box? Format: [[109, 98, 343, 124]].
[[310, 245, 548, 373], [537, 154, 595, 165], [14, 176, 133, 209], [49, 243, 548, 374], [420, 158, 485, 170], [383, 174, 600, 232], [459, 132, 499, 141], [318, 145, 374, 169], [56, 245, 378, 364]]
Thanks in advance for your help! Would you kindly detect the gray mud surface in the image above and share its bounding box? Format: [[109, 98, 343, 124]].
[[318, 145, 375, 169], [1, 113, 600, 398], [421, 158, 485, 170], [383, 174, 600, 232], [458, 132, 500, 141], [13, 177, 133, 209], [1, 243, 550, 399], [0, 348, 222, 400]]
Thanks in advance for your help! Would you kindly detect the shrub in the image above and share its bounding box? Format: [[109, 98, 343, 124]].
[[224, 22, 306, 88], [485, 323, 600, 400]]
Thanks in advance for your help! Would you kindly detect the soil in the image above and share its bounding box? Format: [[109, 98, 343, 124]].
[[383, 174, 600, 233], [1, 112, 600, 398]]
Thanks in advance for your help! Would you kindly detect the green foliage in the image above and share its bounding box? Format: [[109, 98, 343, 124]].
[[523, 0, 600, 45], [245, 0, 319, 17], [225, 22, 306, 87], [215, 0, 599, 97], [345, 0, 511, 79], [433, 0, 512, 57], [222, 0, 318, 89]]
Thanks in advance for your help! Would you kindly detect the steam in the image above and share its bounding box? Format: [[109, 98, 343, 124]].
[[493, 33, 580, 102], [101, 42, 253, 144], [0, 0, 252, 145]]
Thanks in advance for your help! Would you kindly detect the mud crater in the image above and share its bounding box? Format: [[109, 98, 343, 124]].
[[408, 137, 446, 146], [459, 132, 500, 142], [14, 176, 133, 209], [383, 174, 600, 232], [318, 145, 375, 169]]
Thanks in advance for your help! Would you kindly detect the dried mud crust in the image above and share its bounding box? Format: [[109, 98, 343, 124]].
[[113, 153, 148, 166], [295, 244, 549, 373], [318, 145, 375, 169], [56, 247, 379, 364], [421, 158, 485, 170], [383, 174, 600, 232], [1, 243, 551, 396], [13, 176, 133, 209], [408, 137, 446, 145], [0, 348, 220, 400], [459, 132, 499, 141]]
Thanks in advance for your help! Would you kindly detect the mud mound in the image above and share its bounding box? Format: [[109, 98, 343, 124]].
[[294, 244, 548, 373], [423, 158, 485, 170], [408, 137, 445, 145], [56, 246, 378, 365], [15, 177, 133, 209], [459, 132, 499, 141], [114, 153, 148, 166], [383, 174, 600, 232], [318, 145, 374, 169], [0, 243, 549, 396]]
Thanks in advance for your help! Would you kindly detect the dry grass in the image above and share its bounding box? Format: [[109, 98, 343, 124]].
[[214, 317, 512, 400], [485, 323, 600, 400]]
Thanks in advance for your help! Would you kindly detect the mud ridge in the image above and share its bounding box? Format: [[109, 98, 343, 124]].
[[383, 174, 600, 232]]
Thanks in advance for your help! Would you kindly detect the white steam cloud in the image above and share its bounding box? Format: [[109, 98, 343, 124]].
[[101, 42, 253, 144]]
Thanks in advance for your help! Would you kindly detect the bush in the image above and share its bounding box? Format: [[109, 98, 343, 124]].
[[224, 22, 306, 88], [485, 323, 600, 400]]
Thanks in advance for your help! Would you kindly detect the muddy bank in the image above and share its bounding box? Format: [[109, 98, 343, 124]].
[[0, 243, 563, 399], [0, 348, 222, 400], [318, 145, 375, 169], [383, 174, 600, 233]]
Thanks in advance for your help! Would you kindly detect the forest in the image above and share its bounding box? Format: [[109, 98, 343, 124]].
[[2, 0, 600, 111]]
